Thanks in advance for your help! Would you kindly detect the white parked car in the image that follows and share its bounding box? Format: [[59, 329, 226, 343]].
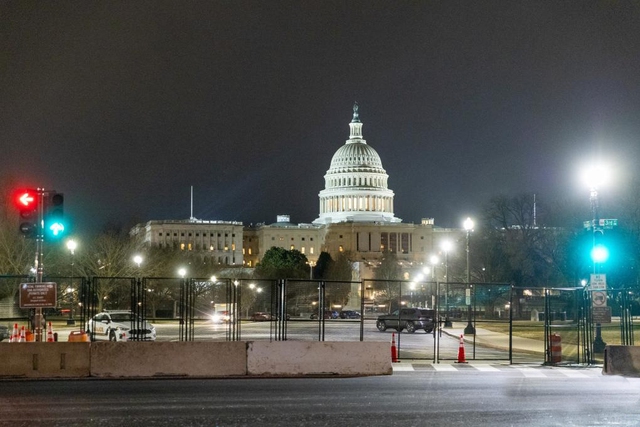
[[86, 310, 156, 342]]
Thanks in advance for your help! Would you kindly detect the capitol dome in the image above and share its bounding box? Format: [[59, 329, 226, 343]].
[[313, 104, 401, 225]]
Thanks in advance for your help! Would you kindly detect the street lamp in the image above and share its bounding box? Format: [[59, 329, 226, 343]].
[[133, 254, 143, 269], [463, 217, 476, 335], [308, 261, 316, 280], [584, 163, 609, 353], [66, 239, 77, 325], [440, 241, 453, 328], [429, 255, 439, 281], [178, 268, 186, 278]]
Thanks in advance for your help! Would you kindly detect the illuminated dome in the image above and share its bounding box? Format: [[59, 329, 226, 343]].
[[314, 104, 401, 225]]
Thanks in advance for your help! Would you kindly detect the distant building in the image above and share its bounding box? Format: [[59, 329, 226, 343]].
[[132, 104, 461, 277], [130, 219, 244, 266]]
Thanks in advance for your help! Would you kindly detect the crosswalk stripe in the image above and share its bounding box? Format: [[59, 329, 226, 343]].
[[392, 364, 415, 371], [513, 367, 547, 377], [432, 364, 458, 371], [469, 364, 500, 372], [557, 369, 590, 378]]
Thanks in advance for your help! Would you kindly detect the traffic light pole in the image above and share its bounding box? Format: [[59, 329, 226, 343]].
[[590, 186, 606, 354], [33, 188, 46, 341]]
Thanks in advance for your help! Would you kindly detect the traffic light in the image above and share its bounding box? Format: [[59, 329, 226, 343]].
[[13, 189, 39, 238], [591, 244, 609, 264], [44, 192, 65, 238], [590, 229, 609, 264]]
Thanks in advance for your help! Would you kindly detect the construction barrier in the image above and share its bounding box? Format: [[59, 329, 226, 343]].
[[46, 322, 55, 342], [68, 331, 90, 342], [0, 342, 91, 378], [456, 334, 467, 363], [603, 346, 640, 376], [550, 333, 562, 364], [1, 341, 392, 379], [247, 341, 392, 377], [391, 332, 398, 363]]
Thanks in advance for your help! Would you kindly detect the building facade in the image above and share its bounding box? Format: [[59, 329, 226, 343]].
[[133, 104, 461, 277]]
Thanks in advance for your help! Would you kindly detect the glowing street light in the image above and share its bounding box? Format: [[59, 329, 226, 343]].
[[178, 268, 186, 278], [429, 255, 439, 280], [66, 239, 77, 325], [308, 260, 316, 280], [463, 217, 476, 335], [133, 255, 143, 269], [439, 241, 454, 328]]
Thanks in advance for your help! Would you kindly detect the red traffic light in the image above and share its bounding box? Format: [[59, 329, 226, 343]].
[[13, 189, 39, 216]]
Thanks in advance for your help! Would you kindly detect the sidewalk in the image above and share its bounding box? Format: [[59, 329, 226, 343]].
[[442, 323, 544, 355]]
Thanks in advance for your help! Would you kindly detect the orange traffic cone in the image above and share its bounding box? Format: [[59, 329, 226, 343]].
[[10, 323, 18, 343], [46, 321, 54, 342], [19, 326, 26, 343], [391, 332, 399, 363], [456, 334, 467, 363]]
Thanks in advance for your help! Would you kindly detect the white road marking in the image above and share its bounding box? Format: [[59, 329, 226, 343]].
[[469, 364, 500, 372]]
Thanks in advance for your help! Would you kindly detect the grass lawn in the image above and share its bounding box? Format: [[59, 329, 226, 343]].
[[478, 320, 638, 347]]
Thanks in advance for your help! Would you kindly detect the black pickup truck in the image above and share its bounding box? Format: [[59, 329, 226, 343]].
[[376, 308, 435, 333]]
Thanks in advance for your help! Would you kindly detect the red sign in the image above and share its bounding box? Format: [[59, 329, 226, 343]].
[[19, 282, 57, 308]]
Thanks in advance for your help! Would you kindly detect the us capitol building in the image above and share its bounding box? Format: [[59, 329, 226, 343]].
[[131, 104, 458, 279]]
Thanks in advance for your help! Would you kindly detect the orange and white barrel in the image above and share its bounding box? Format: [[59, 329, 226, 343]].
[[550, 333, 562, 364]]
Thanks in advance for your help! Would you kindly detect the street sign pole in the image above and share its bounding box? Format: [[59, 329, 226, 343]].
[[34, 188, 45, 341]]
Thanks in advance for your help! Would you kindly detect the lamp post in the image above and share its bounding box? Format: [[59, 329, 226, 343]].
[[66, 239, 77, 325], [133, 255, 143, 270], [429, 255, 439, 281], [308, 261, 316, 280], [585, 164, 609, 353], [440, 241, 453, 328], [428, 256, 439, 316], [463, 217, 476, 335]]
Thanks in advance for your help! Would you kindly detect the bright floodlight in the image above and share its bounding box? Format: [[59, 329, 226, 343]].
[[430, 255, 440, 265], [178, 268, 187, 278], [66, 239, 77, 255], [133, 255, 143, 267], [463, 217, 474, 231], [582, 163, 610, 190], [441, 240, 453, 253]]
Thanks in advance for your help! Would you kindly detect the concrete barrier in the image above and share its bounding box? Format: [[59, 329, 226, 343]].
[[0, 342, 90, 378], [90, 341, 247, 378], [247, 341, 392, 376], [0, 341, 391, 379], [603, 345, 640, 377]]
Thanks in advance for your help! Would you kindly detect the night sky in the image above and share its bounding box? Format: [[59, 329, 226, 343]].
[[2, 2, 640, 234]]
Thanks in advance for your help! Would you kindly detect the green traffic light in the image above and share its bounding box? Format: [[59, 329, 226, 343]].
[[591, 244, 609, 263], [49, 222, 65, 236]]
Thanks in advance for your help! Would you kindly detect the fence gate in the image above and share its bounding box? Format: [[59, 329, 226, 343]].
[[582, 287, 636, 364]]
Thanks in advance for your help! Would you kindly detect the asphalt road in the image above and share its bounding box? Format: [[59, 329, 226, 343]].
[[1, 365, 636, 427]]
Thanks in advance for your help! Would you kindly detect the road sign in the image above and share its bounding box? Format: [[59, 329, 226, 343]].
[[465, 288, 471, 305], [592, 291, 607, 307], [583, 219, 619, 230], [592, 306, 612, 323], [19, 282, 57, 308], [590, 274, 607, 291]]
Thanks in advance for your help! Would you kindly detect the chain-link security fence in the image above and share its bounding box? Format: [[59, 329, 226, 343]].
[[1, 274, 638, 366]]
